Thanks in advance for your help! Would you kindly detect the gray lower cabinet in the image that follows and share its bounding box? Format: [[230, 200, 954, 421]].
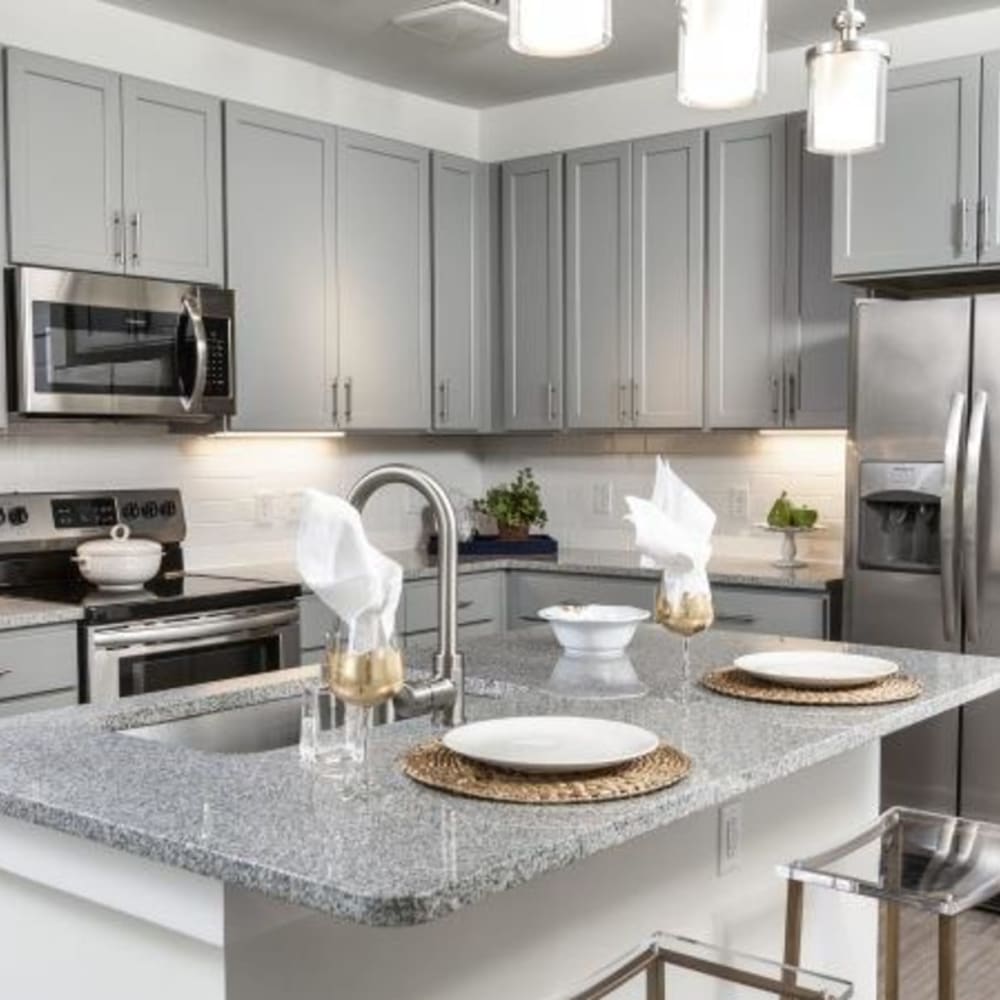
[[833, 55, 982, 278], [121, 78, 224, 284], [784, 114, 853, 429], [0, 624, 78, 717], [337, 129, 431, 431], [502, 154, 564, 430], [226, 104, 337, 432], [6, 48, 223, 283], [432, 153, 489, 433], [706, 117, 787, 429], [403, 572, 504, 645]]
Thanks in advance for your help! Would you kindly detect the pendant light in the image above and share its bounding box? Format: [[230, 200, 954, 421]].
[[508, 0, 613, 58], [676, 0, 768, 109], [806, 0, 890, 155]]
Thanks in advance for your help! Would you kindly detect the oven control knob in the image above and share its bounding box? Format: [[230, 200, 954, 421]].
[[159, 500, 177, 518], [8, 506, 29, 527], [141, 501, 159, 519], [121, 502, 141, 521]]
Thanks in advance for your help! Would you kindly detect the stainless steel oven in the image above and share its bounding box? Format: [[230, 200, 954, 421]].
[[9, 266, 235, 420], [85, 602, 300, 706]]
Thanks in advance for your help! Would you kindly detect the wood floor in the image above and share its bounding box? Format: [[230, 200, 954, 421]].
[[882, 907, 1000, 999]]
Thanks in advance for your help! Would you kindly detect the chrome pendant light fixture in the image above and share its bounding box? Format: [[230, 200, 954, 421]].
[[508, 0, 613, 59], [806, 0, 890, 155], [676, 0, 768, 109]]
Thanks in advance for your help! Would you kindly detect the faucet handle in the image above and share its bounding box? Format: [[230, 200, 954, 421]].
[[393, 675, 461, 724]]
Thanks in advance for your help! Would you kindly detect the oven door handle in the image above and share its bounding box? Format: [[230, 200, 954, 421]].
[[93, 607, 300, 649], [181, 294, 209, 414]]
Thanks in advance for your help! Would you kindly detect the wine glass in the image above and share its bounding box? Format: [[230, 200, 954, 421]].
[[654, 582, 714, 684], [324, 610, 405, 791]]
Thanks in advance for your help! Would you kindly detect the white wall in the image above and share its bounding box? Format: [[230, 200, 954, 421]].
[[480, 7, 1000, 160], [0, 0, 479, 157]]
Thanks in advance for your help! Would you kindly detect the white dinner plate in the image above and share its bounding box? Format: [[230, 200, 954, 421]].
[[734, 651, 900, 689], [442, 716, 660, 774]]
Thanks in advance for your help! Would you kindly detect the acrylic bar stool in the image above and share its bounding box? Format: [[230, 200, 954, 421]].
[[550, 932, 852, 1000], [780, 807, 1000, 1000]]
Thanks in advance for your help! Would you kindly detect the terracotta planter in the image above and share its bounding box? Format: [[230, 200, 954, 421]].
[[497, 523, 531, 542]]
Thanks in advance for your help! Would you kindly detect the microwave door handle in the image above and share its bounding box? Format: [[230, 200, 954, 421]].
[[942, 391, 968, 643], [181, 294, 209, 413], [963, 390, 989, 644]]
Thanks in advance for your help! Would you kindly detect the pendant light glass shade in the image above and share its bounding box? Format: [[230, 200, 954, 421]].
[[508, 0, 613, 58], [806, 5, 890, 155], [677, 0, 768, 110]]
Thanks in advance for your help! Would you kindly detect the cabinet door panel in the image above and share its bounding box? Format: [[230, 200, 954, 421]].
[[502, 155, 564, 431], [226, 105, 337, 431], [833, 56, 981, 276], [707, 118, 786, 429], [122, 78, 223, 284], [565, 143, 631, 429], [633, 131, 705, 429], [980, 53, 1000, 265], [6, 49, 122, 273], [432, 153, 488, 432], [338, 130, 431, 431], [785, 114, 853, 429]]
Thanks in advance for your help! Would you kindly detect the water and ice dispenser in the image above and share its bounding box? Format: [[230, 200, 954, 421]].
[[858, 462, 944, 573]]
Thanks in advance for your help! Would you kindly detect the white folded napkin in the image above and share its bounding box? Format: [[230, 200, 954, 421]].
[[296, 489, 403, 649]]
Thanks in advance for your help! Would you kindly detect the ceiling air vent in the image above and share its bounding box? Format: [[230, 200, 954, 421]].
[[392, 1, 507, 46]]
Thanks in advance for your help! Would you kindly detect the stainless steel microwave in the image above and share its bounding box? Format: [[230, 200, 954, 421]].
[[7, 267, 235, 420]]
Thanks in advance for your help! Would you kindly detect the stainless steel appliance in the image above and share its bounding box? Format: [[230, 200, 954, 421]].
[[846, 295, 1000, 824], [0, 489, 300, 706], [8, 267, 235, 420]]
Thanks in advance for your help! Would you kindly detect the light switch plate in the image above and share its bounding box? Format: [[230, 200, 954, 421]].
[[592, 482, 613, 516], [727, 487, 750, 524], [718, 800, 743, 876]]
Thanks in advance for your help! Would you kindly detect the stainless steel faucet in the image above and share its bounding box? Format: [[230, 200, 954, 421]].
[[347, 464, 464, 728]]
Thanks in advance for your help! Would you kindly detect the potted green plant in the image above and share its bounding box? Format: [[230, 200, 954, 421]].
[[474, 468, 548, 541]]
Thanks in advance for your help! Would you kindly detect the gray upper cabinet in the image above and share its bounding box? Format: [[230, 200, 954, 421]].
[[226, 104, 337, 432], [6, 49, 223, 283], [502, 154, 564, 431], [337, 129, 431, 431], [632, 131, 705, 429], [980, 53, 1000, 266], [707, 117, 786, 429], [833, 56, 982, 278], [565, 143, 631, 429], [785, 114, 853, 429], [432, 153, 488, 433], [7, 49, 122, 273], [122, 78, 223, 284]]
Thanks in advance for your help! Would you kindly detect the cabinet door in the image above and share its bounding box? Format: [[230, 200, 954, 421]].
[[337, 130, 431, 431], [632, 131, 705, 429], [6, 49, 122, 273], [979, 53, 1000, 265], [225, 104, 337, 432], [432, 153, 488, 432], [785, 114, 854, 429], [833, 56, 981, 277], [122, 78, 223, 284], [501, 154, 564, 430], [707, 117, 786, 429], [565, 143, 631, 429]]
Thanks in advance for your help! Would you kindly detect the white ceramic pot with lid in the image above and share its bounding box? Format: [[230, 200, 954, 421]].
[[73, 523, 164, 591]]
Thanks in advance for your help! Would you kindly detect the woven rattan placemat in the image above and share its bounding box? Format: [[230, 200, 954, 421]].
[[701, 667, 922, 706], [401, 739, 691, 804]]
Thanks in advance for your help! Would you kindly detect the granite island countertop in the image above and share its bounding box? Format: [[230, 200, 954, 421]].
[[0, 625, 996, 928]]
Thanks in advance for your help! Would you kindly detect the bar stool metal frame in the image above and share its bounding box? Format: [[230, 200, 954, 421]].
[[780, 806, 1000, 1000]]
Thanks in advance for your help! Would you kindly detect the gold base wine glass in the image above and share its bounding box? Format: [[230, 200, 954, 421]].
[[654, 583, 714, 682]]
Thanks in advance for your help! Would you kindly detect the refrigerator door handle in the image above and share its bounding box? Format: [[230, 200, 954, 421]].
[[963, 390, 989, 644], [942, 391, 968, 643]]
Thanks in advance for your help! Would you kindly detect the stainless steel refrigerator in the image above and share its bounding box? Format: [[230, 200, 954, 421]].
[[846, 295, 1000, 824]]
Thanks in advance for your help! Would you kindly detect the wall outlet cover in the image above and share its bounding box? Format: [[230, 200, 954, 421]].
[[718, 800, 743, 876], [592, 482, 613, 517]]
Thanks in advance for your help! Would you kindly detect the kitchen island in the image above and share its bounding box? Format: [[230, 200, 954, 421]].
[[1, 626, 996, 999]]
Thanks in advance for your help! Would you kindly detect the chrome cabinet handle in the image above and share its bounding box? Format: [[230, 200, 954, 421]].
[[519, 615, 546, 624], [344, 377, 353, 424], [716, 613, 757, 625], [958, 198, 973, 253], [964, 390, 988, 644], [770, 375, 781, 422], [331, 378, 339, 425], [787, 372, 797, 424], [547, 382, 559, 423], [112, 212, 124, 265], [457, 600, 474, 611], [130, 212, 142, 267], [631, 378, 639, 424], [981, 196, 992, 255], [438, 380, 451, 424], [941, 391, 968, 642], [180, 295, 208, 413], [0, 669, 11, 679], [619, 383, 629, 425]]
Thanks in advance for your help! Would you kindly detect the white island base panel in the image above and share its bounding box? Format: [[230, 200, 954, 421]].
[[0, 743, 879, 1000]]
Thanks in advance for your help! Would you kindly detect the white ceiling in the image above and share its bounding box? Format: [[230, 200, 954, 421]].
[[103, 0, 1000, 107]]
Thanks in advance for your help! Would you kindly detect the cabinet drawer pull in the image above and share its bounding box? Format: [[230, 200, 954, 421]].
[[457, 600, 474, 611], [331, 379, 339, 425], [546, 383, 559, 423], [0, 669, 12, 679], [716, 613, 757, 625], [520, 615, 545, 623]]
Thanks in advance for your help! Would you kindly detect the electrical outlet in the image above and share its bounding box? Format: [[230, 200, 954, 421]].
[[727, 487, 750, 523], [718, 800, 743, 876], [592, 482, 613, 516]]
